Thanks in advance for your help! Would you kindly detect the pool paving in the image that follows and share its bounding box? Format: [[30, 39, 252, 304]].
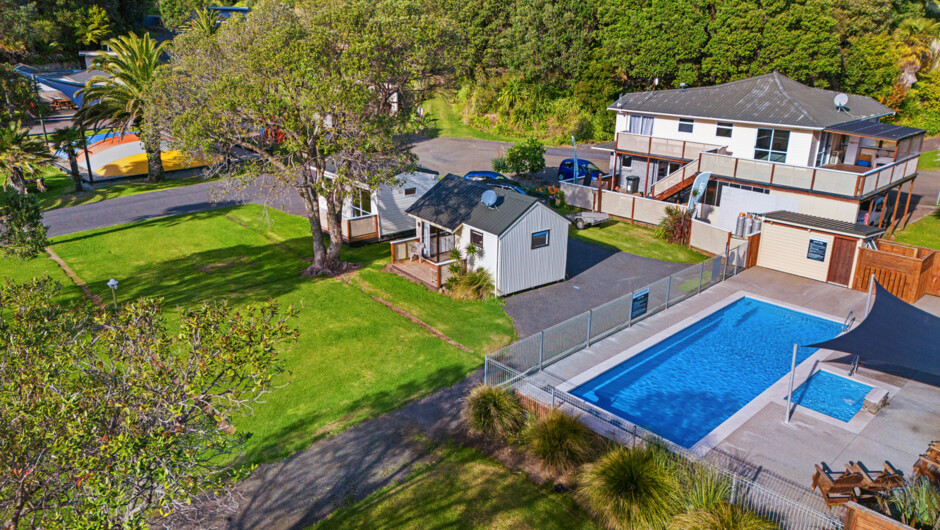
[[543, 267, 940, 495]]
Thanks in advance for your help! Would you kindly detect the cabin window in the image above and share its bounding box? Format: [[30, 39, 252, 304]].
[[678, 118, 694, 133], [716, 122, 733, 138], [470, 229, 484, 249], [754, 128, 790, 163], [620, 155, 632, 168], [531, 230, 550, 249], [404, 187, 417, 196], [351, 189, 372, 217]]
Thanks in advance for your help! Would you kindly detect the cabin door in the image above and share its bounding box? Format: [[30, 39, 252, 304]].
[[826, 237, 856, 286]]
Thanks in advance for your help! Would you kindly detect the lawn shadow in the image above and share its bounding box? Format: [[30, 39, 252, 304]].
[[224, 364, 472, 529]]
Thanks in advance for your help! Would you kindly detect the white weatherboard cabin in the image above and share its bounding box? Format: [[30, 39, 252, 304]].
[[317, 167, 439, 244], [390, 175, 570, 295], [592, 73, 926, 231]]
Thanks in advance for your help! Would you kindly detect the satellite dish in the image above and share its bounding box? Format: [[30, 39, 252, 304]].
[[481, 190, 498, 207], [834, 93, 849, 109]]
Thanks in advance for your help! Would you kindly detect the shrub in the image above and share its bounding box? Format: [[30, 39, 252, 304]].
[[670, 503, 778, 530], [655, 206, 693, 246], [503, 137, 546, 176], [887, 478, 940, 528], [523, 409, 594, 473], [444, 245, 495, 300], [677, 464, 732, 513], [579, 445, 680, 529], [462, 384, 526, 440]]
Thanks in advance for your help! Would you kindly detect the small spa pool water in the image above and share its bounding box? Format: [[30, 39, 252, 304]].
[[571, 297, 842, 448], [789, 370, 872, 422]]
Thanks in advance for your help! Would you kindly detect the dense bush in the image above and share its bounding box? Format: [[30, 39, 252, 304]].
[[887, 478, 940, 528], [579, 444, 680, 529], [463, 384, 526, 440], [523, 409, 595, 472], [494, 137, 546, 176], [445, 245, 495, 300], [655, 206, 693, 246]]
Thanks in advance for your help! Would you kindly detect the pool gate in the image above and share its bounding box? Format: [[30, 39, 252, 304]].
[[484, 239, 845, 530]]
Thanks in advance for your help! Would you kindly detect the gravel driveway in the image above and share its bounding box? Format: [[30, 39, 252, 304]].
[[503, 238, 690, 338]]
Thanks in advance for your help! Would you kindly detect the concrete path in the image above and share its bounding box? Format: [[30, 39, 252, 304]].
[[504, 238, 688, 337], [205, 371, 481, 530]]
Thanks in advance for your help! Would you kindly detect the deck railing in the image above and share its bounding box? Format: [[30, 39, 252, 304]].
[[616, 132, 723, 161]]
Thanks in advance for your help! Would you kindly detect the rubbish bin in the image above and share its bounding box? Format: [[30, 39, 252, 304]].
[[623, 176, 640, 194]]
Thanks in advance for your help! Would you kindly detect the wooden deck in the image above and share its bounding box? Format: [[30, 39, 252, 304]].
[[387, 260, 443, 290]]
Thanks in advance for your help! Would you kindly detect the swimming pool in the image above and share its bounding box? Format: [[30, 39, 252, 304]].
[[571, 297, 843, 448], [789, 370, 872, 422]]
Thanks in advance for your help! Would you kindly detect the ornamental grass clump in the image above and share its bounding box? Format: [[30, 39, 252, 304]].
[[523, 409, 595, 473], [579, 444, 680, 529], [462, 384, 526, 440], [677, 463, 732, 513], [669, 502, 779, 530]]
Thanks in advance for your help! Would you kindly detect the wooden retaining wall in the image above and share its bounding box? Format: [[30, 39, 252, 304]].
[[852, 240, 940, 303]]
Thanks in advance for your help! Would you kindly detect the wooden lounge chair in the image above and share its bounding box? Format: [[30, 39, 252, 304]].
[[812, 464, 868, 508], [846, 462, 904, 492], [914, 454, 940, 485], [926, 441, 940, 461]]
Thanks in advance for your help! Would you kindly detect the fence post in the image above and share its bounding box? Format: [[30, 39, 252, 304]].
[[665, 276, 672, 308], [586, 309, 593, 346], [632, 425, 638, 448], [551, 387, 556, 408], [722, 243, 730, 280], [627, 291, 634, 327], [483, 358, 488, 385], [730, 475, 737, 505], [538, 331, 544, 370], [698, 260, 705, 294]]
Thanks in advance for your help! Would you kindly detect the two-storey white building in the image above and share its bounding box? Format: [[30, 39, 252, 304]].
[[593, 73, 925, 228]]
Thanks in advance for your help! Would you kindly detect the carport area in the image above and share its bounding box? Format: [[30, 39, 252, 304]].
[[502, 237, 688, 337]]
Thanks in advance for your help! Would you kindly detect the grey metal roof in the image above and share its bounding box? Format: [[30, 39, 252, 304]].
[[406, 175, 549, 236], [763, 210, 885, 238], [823, 120, 925, 141], [591, 141, 617, 152], [609, 73, 893, 129]]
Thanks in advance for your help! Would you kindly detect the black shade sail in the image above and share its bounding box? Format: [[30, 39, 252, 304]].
[[807, 282, 940, 378]]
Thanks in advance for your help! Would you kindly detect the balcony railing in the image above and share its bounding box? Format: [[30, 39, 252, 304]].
[[698, 151, 920, 198], [616, 132, 723, 161]]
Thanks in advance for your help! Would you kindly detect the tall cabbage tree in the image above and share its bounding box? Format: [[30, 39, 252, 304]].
[[0, 121, 52, 194], [186, 8, 223, 37], [50, 126, 86, 193], [78, 33, 167, 182]]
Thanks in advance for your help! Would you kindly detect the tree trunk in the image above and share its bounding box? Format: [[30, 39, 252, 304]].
[[68, 154, 83, 193], [142, 137, 165, 183], [296, 169, 329, 276], [325, 191, 343, 269]]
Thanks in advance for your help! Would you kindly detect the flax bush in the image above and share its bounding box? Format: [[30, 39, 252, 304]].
[[462, 384, 526, 440], [523, 409, 595, 473], [670, 503, 779, 530]]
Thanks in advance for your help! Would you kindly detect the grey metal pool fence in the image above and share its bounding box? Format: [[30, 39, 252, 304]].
[[483, 239, 845, 529], [485, 241, 749, 382]]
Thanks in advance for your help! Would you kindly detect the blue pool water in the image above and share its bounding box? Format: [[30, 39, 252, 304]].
[[571, 297, 843, 448], [789, 370, 872, 422]]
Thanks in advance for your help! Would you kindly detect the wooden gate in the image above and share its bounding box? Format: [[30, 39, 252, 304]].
[[827, 237, 857, 286], [852, 240, 940, 303]]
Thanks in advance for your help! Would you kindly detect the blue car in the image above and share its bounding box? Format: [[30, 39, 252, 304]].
[[557, 158, 605, 183], [464, 170, 510, 182]]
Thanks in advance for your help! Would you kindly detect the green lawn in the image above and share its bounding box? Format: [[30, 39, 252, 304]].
[[33, 166, 210, 210], [891, 209, 940, 250], [422, 94, 522, 143], [569, 220, 707, 264], [0, 252, 83, 304], [47, 205, 515, 465], [314, 447, 598, 530], [918, 149, 940, 171]]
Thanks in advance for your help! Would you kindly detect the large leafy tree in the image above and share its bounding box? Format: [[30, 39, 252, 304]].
[[0, 189, 48, 260], [78, 32, 168, 183], [151, 0, 450, 275], [0, 121, 52, 194], [0, 278, 298, 528], [50, 126, 86, 193], [0, 65, 36, 128]]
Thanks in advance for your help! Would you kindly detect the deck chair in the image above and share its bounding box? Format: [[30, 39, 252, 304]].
[[409, 241, 424, 262], [914, 454, 940, 485], [812, 464, 867, 508], [926, 441, 940, 461], [846, 462, 904, 492]]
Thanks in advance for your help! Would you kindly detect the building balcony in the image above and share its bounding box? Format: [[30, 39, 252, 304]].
[[615, 132, 724, 162]]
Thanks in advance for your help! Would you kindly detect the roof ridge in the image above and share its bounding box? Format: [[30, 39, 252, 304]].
[[769, 72, 816, 126]]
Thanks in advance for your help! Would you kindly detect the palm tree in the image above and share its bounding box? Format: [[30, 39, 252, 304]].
[[0, 122, 53, 194], [186, 9, 223, 37], [894, 17, 940, 86], [78, 33, 167, 182], [49, 126, 86, 193]]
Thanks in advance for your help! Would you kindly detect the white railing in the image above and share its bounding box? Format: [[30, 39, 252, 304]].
[[698, 152, 920, 198], [616, 132, 723, 160]]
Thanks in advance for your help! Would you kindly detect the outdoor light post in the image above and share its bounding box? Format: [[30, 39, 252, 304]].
[[107, 278, 119, 310]]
